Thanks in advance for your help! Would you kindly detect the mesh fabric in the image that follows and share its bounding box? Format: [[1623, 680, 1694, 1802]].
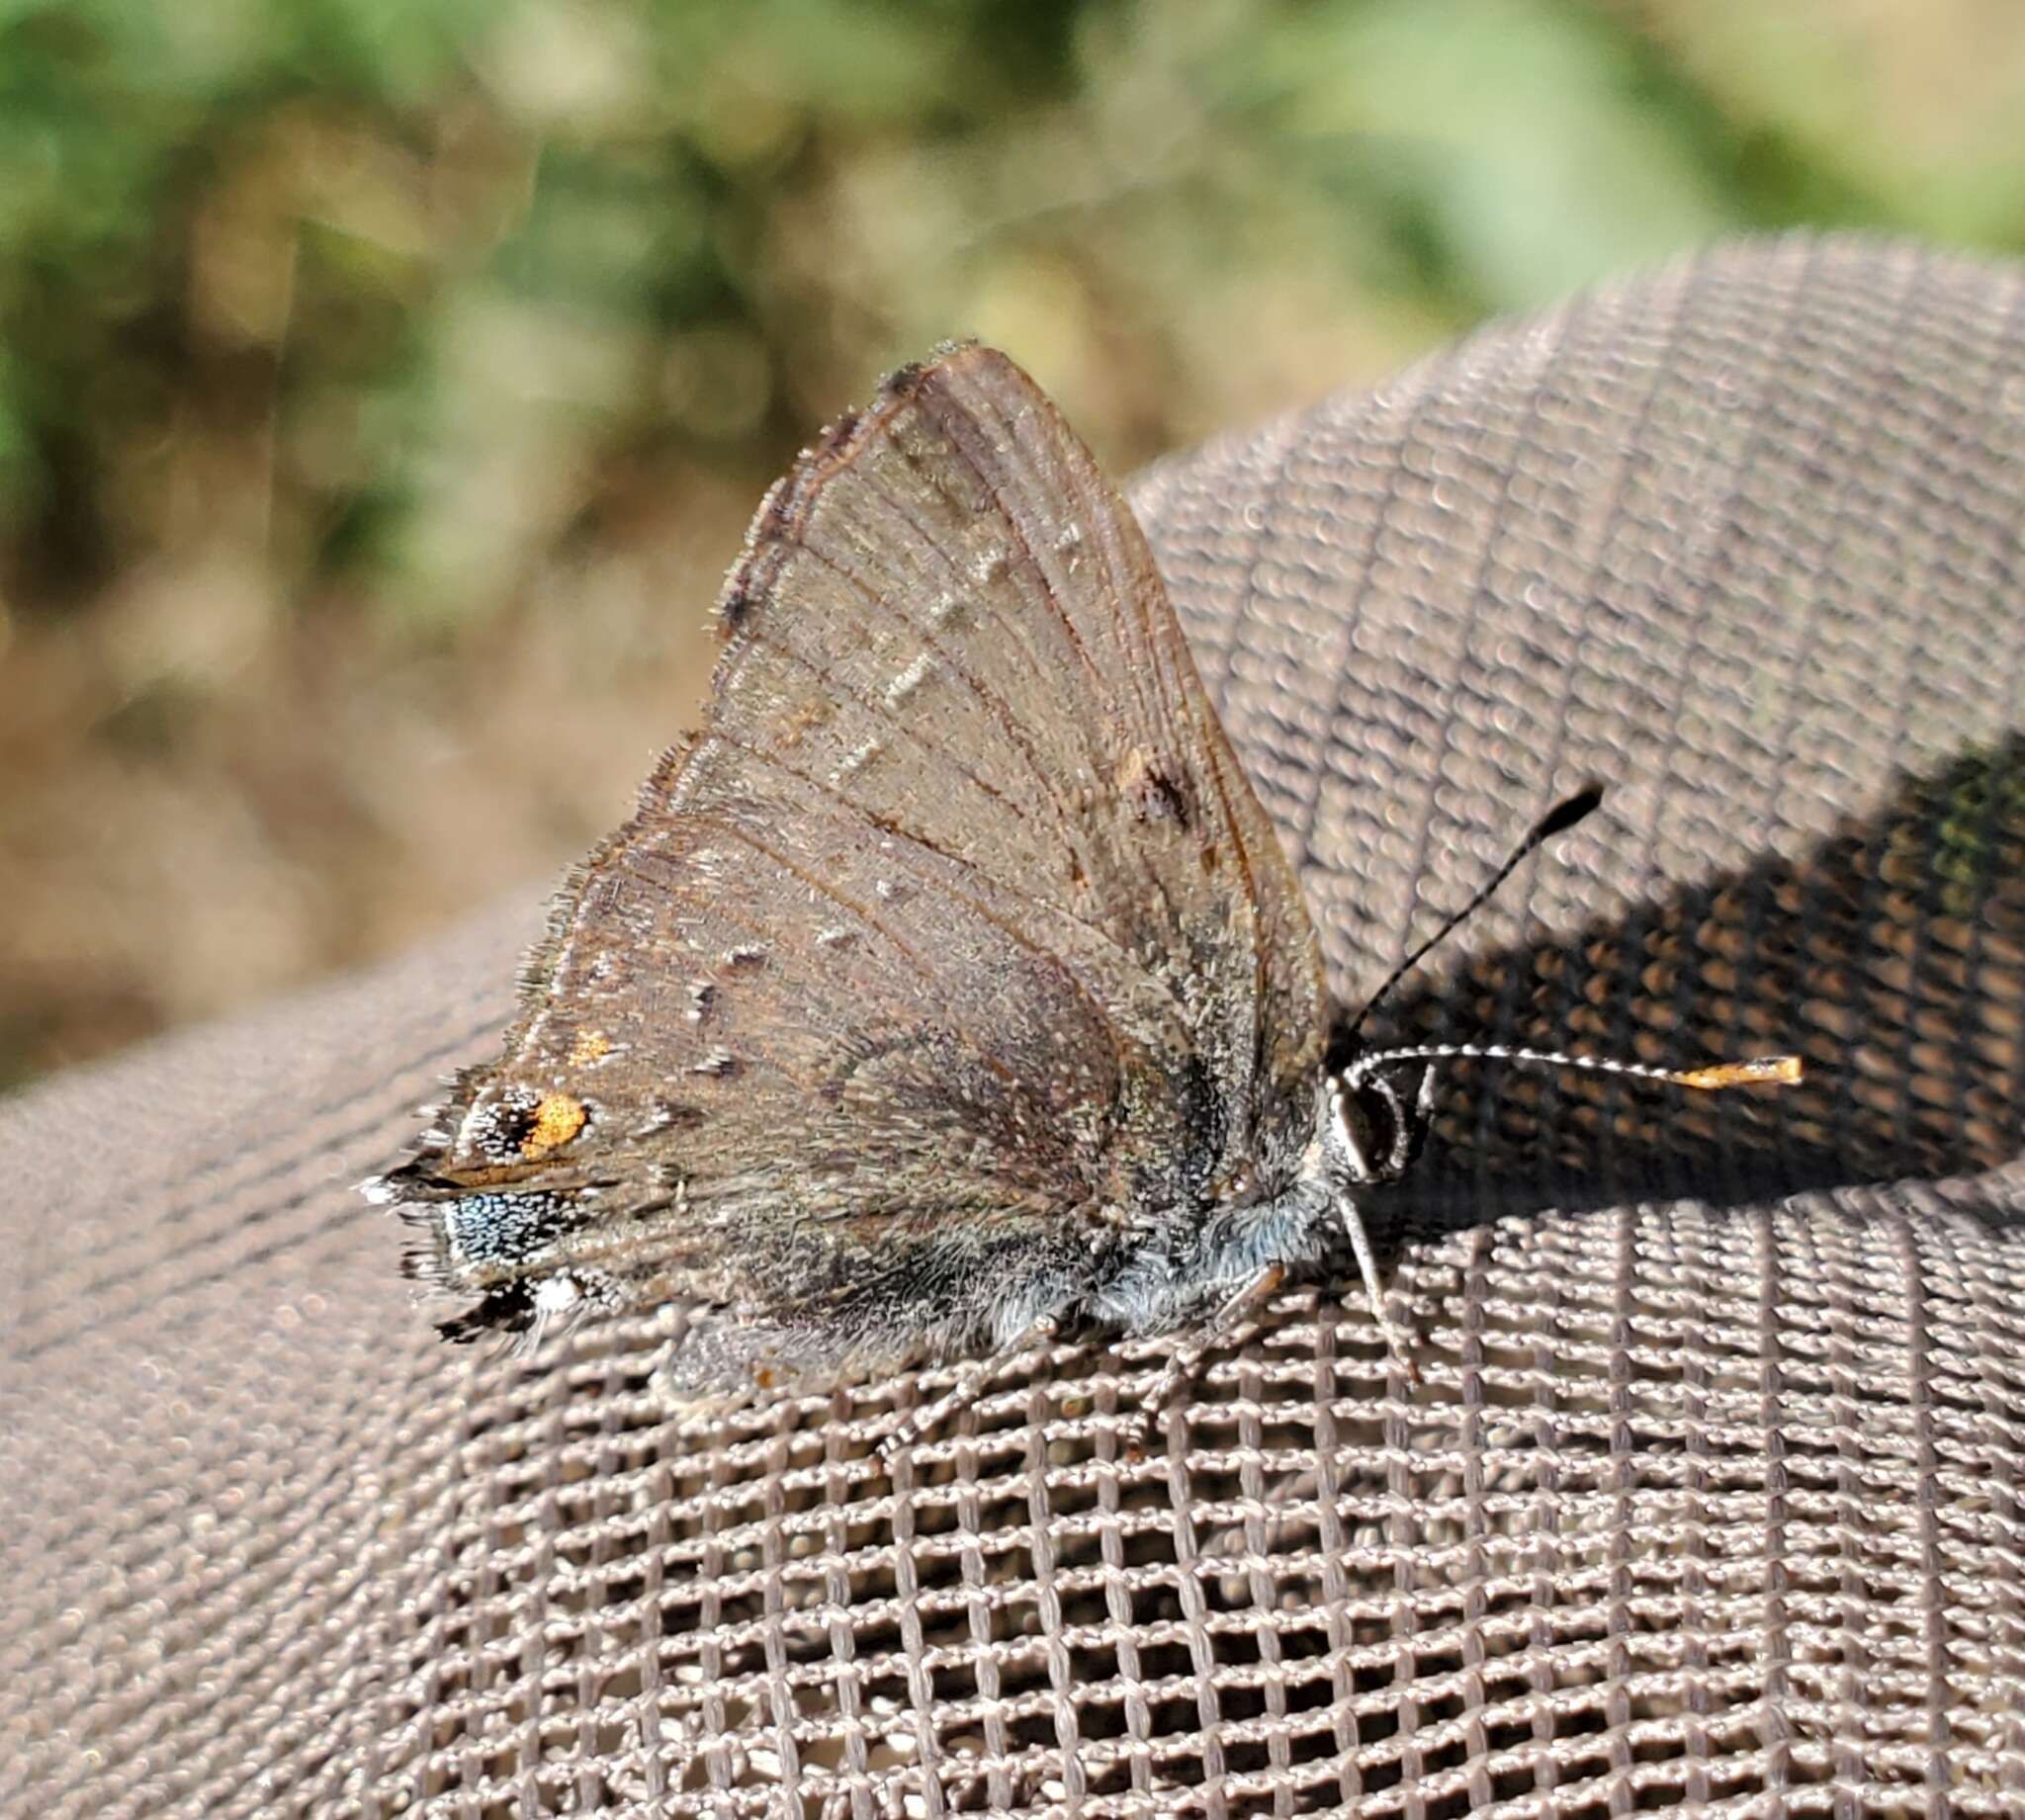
[[4, 235, 2022, 1818]]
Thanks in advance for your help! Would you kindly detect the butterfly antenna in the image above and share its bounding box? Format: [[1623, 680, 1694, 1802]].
[[1345, 783, 1604, 1043], [1343, 1041, 1803, 1096]]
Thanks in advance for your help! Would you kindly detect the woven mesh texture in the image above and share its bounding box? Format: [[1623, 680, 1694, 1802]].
[[4, 235, 2023, 1819]]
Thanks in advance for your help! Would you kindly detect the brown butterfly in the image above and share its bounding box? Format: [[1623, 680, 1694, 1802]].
[[367, 343, 1796, 1443]]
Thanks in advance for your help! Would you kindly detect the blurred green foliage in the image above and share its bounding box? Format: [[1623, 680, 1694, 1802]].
[[3, 0, 2012, 631], [3, 0, 2021, 1082]]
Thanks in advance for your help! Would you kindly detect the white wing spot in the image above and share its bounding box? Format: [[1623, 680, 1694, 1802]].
[[885, 652, 934, 707], [832, 737, 882, 784], [534, 1275, 582, 1315]]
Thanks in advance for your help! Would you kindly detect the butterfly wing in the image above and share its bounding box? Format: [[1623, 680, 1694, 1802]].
[[378, 345, 1328, 1373]]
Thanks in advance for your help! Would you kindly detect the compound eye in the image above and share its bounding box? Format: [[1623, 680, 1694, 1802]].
[[1324, 1078, 1377, 1184]]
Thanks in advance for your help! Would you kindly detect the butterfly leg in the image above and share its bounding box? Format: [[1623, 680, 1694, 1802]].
[[1120, 1263, 1288, 1462], [878, 1316, 1062, 1460], [1337, 1197, 1422, 1386]]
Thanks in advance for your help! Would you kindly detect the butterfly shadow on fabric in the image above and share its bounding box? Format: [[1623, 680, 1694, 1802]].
[[1340, 731, 2025, 1256]]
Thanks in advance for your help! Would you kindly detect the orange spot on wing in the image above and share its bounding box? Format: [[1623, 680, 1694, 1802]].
[[569, 1029, 612, 1066], [520, 1091, 588, 1158]]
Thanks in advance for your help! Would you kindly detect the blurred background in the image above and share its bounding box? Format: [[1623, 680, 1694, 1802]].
[[4, 0, 2023, 1087]]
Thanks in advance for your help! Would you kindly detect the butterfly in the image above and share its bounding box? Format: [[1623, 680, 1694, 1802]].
[[367, 342, 1796, 1445]]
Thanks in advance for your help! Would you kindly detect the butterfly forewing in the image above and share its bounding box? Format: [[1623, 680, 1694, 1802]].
[[383, 345, 1328, 1366]]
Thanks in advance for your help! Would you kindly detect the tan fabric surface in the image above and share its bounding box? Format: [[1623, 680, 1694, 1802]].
[[4, 235, 2022, 1819]]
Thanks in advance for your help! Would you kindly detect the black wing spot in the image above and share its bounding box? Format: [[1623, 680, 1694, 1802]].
[[439, 1280, 535, 1344]]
